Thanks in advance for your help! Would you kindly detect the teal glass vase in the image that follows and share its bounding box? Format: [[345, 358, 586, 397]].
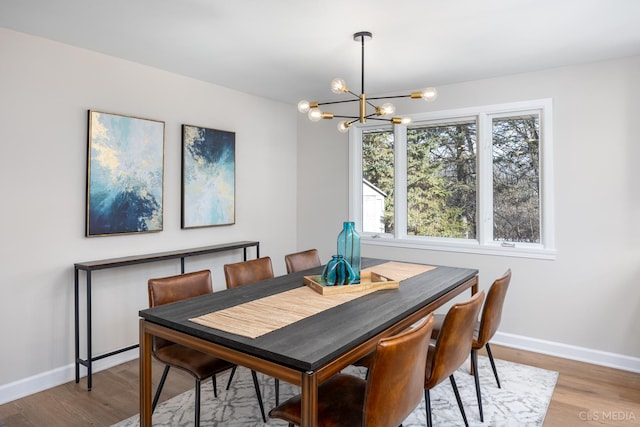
[[321, 255, 356, 286], [337, 221, 361, 283]]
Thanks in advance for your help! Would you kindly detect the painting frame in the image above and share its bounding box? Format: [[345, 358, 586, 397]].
[[181, 124, 236, 229], [86, 110, 165, 237]]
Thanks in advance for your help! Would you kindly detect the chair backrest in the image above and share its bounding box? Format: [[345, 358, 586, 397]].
[[425, 291, 485, 389], [475, 269, 511, 348], [363, 314, 434, 427], [284, 249, 321, 274], [148, 269, 213, 307], [223, 257, 274, 289], [148, 270, 213, 350]]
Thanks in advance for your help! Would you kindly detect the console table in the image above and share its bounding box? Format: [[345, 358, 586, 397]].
[[74, 240, 259, 390]]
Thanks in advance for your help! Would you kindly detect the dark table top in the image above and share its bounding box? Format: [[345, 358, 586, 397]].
[[139, 257, 478, 372]]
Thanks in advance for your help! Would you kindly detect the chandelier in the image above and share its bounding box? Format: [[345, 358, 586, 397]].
[[297, 31, 438, 133]]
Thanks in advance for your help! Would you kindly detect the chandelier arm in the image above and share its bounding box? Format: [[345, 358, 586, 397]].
[[366, 94, 414, 110], [366, 94, 412, 101], [366, 99, 380, 109], [331, 112, 392, 121], [335, 112, 393, 122], [332, 115, 361, 119], [317, 98, 360, 106], [365, 117, 394, 122]]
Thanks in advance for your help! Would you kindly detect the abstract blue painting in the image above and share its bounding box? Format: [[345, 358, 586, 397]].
[[182, 125, 235, 228], [86, 111, 165, 236]]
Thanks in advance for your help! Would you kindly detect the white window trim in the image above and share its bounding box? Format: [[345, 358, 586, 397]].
[[349, 99, 556, 260]]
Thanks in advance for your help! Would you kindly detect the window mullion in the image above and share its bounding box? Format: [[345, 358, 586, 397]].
[[540, 102, 555, 249], [349, 127, 363, 229], [477, 113, 493, 245], [394, 124, 408, 239]]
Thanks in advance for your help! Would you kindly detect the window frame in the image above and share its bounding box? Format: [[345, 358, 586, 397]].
[[349, 99, 555, 260]]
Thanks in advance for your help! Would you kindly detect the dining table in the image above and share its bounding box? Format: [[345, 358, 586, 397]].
[[138, 257, 478, 427]]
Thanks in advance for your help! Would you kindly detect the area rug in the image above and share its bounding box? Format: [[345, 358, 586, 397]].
[[114, 356, 558, 426]]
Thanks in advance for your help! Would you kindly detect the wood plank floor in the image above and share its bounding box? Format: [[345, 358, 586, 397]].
[[0, 344, 638, 426]]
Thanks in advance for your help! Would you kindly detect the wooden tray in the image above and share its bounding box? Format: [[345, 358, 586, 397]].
[[304, 271, 399, 295]]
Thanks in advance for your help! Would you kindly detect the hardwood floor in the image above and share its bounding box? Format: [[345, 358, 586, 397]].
[[489, 345, 640, 426], [0, 345, 638, 426]]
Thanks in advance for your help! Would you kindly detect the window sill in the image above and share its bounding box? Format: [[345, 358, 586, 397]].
[[362, 236, 556, 260]]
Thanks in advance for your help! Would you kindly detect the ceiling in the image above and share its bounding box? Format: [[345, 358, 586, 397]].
[[1, 0, 639, 104]]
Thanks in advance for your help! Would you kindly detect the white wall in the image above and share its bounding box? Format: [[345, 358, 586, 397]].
[[297, 56, 640, 370], [0, 28, 298, 397]]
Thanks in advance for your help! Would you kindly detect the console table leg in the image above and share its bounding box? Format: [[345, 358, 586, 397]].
[[74, 268, 80, 383], [87, 271, 93, 391]]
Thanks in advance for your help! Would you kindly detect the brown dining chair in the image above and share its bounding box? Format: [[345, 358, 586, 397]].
[[284, 249, 321, 274], [424, 291, 485, 427], [432, 270, 511, 422], [148, 270, 260, 426], [223, 256, 278, 416], [224, 256, 274, 289], [269, 314, 435, 427]]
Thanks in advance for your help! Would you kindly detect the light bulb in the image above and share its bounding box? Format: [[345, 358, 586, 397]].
[[330, 78, 348, 94], [337, 121, 350, 133], [308, 108, 323, 122], [421, 87, 438, 102], [297, 100, 310, 113], [401, 117, 412, 125], [378, 103, 396, 116]]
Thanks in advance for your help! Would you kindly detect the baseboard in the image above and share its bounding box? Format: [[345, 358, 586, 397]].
[[493, 332, 640, 373], [2, 334, 639, 406], [0, 348, 139, 406]]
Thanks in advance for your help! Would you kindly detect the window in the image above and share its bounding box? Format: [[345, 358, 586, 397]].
[[406, 120, 477, 239], [362, 129, 394, 234], [349, 99, 555, 259]]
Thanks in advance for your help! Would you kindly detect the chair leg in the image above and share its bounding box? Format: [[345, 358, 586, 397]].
[[195, 378, 201, 426], [450, 375, 469, 427], [226, 366, 237, 390], [152, 365, 171, 412], [425, 389, 432, 427], [486, 343, 501, 388], [471, 349, 484, 422], [212, 375, 217, 398], [251, 370, 267, 423], [275, 378, 280, 406]]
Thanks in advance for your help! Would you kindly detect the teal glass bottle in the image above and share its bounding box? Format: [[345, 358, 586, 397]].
[[321, 255, 356, 286], [337, 221, 361, 283]]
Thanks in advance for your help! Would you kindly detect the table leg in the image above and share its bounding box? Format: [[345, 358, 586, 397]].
[[470, 276, 479, 375], [300, 371, 318, 427], [139, 320, 153, 427]]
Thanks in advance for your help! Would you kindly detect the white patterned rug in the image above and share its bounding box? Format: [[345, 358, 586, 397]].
[[114, 356, 557, 426]]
